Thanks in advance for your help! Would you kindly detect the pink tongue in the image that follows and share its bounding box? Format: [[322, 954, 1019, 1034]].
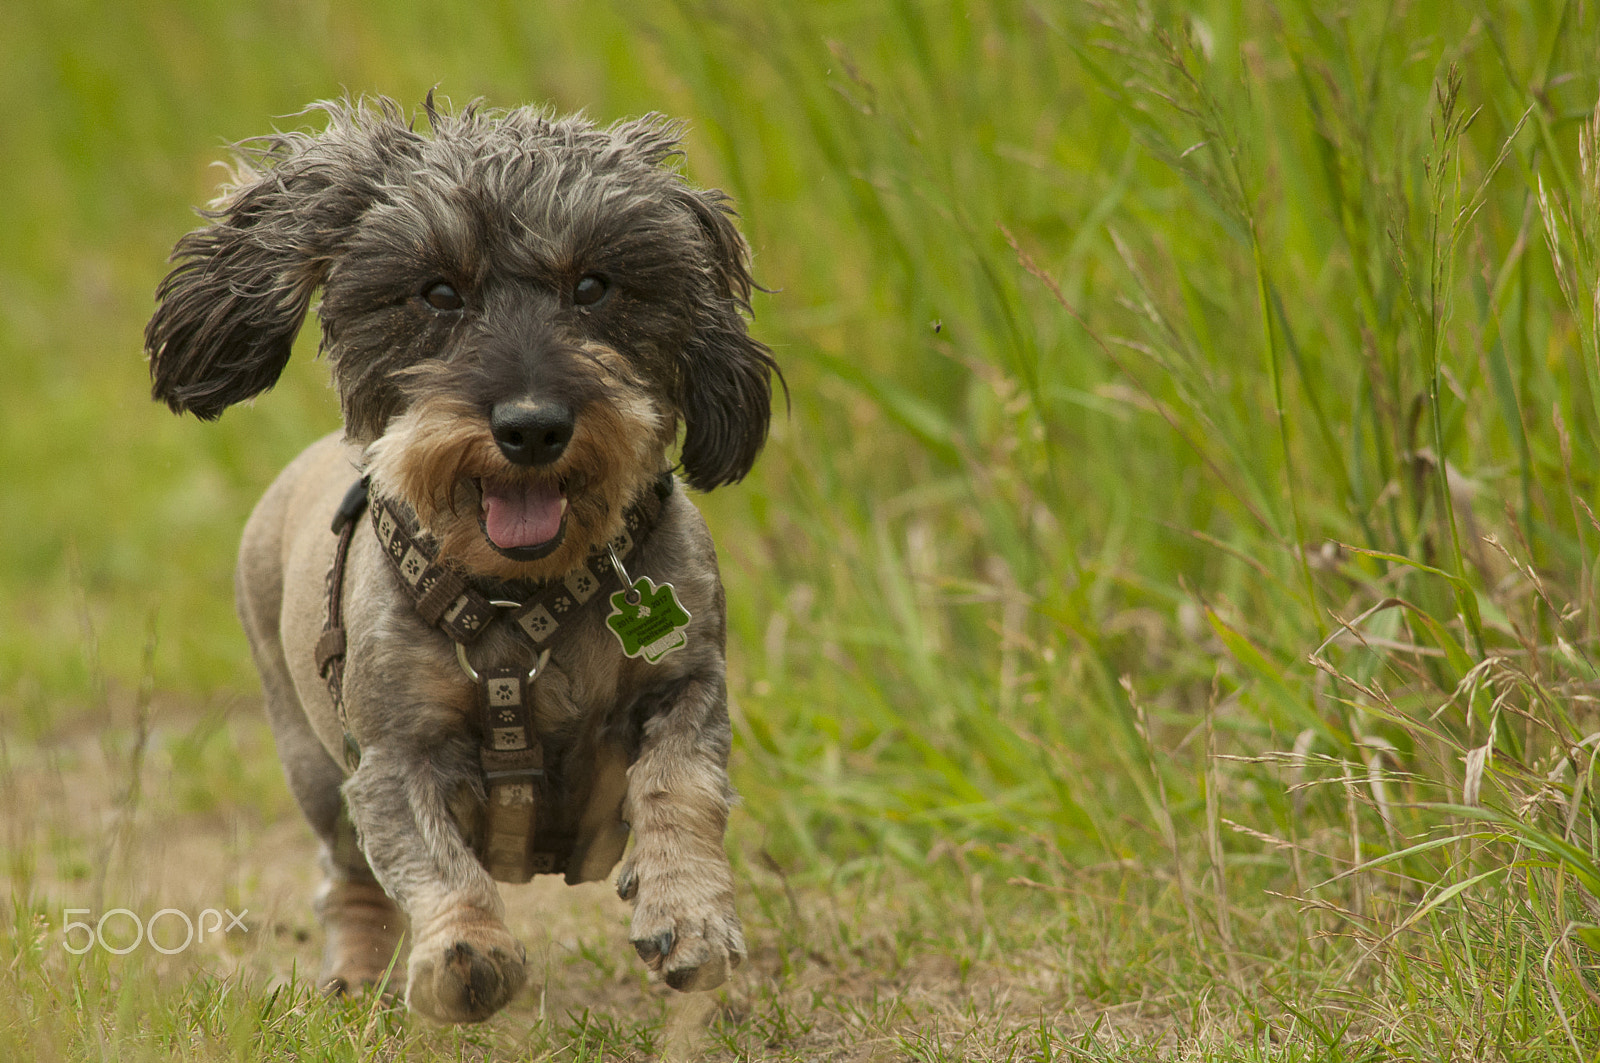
[[482, 481, 565, 549]]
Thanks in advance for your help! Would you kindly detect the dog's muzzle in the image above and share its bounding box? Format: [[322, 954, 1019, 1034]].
[[479, 399, 575, 560]]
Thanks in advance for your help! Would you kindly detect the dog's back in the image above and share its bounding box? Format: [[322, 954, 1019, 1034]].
[[236, 433, 361, 776]]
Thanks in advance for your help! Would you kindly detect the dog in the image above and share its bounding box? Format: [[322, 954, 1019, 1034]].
[[144, 96, 776, 1022]]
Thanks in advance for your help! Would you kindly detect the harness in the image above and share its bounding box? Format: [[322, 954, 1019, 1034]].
[[314, 473, 674, 882]]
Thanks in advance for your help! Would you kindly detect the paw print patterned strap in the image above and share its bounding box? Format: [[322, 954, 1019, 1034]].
[[369, 499, 502, 644], [474, 663, 578, 882], [475, 665, 547, 882], [503, 500, 654, 648], [368, 472, 673, 651]]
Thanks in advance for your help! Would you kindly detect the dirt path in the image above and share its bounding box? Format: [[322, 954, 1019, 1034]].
[[3, 690, 1139, 1060]]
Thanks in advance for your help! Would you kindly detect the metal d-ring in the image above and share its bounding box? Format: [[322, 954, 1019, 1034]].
[[607, 543, 642, 605], [455, 642, 551, 683], [454, 595, 550, 684], [454, 641, 480, 682]]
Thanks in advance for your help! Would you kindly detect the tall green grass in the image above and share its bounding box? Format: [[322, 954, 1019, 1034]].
[[5, 0, 1600, 1054], [658, 0, 1600, 1046]]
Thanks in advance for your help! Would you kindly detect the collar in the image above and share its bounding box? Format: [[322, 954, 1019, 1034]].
[[369, 471, 674, 649]]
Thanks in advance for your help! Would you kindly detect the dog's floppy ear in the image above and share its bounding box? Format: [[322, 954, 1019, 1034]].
[[673, 188, 782, 491], [146, 100, 415, 419]]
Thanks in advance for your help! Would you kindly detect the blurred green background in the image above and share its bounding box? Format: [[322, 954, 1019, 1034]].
[[5, 0, 1600, 1053]]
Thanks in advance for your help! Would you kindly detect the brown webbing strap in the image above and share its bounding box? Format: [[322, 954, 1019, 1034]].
[[502, 495, 661, 648], [476, 666, 546, 882], [370, 502, 501, 644], [317, 479, 369, 770], [368, 475, 672, 652]]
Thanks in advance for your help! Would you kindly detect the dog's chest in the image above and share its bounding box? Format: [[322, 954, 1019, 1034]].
[[465, 616, 621, 736], [527, 659, 609, 741]]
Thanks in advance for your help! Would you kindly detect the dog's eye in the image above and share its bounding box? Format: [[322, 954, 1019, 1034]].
[[573, 274, 609, 307], [422, 281, 464, 312]]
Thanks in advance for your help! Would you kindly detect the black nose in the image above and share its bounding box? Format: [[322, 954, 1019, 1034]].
[[490, 400, 574, 466]]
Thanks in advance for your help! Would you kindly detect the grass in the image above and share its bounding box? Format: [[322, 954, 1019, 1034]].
[[4, 0, 1600, 1058]]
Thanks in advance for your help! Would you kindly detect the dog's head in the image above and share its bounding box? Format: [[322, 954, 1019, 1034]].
[[147, 96, 776, 580]]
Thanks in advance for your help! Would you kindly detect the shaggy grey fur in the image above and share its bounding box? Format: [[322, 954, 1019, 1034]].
[[145, 95, 775, 1023]]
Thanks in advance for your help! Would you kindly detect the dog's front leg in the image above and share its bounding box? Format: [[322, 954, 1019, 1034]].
[[342, 743, 527, 1023], [615, 674, 746, 991]]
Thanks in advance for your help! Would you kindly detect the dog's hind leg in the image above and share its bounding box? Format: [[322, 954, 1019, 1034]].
[[249, 620, 405, 997], [311, 814, 406, 997]]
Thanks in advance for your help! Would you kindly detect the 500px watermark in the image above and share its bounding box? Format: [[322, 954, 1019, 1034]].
[[60, 908, 249, 955]]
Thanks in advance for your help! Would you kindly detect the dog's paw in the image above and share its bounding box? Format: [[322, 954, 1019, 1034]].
[[618, 858, 745, 992], [405, 918, 527, 1023]]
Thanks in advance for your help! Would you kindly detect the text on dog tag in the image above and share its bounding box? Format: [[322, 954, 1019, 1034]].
[[605, 577, 690, 663]]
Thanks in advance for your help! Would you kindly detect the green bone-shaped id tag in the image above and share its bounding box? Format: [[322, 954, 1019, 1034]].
[[605, 577, 691, 663]]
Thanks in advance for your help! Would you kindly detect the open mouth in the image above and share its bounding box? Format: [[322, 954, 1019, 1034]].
[[477, 478, 569, 562]]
